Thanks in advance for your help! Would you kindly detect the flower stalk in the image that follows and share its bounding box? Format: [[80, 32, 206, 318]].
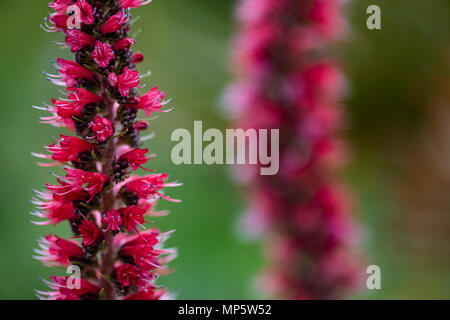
[[227, 0, 362, 299], [32, 0, 179, 300]]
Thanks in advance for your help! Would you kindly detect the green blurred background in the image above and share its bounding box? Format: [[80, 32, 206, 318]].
[[0, 0, 449, 299]]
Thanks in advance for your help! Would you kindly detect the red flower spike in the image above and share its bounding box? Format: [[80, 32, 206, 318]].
[[227, 0, 362, 299], [34, 0, 179, 300]]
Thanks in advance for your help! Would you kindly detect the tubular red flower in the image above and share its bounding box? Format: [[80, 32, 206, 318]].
[[117, 67, 141, 97], [78, 219, 103, 246], [34, 235, 84, 267], [34, 1, 178, 300], [123, 286, 167, 300], [113, 38, 135, 51], [65, 30, 96, 52], [48, 58, 95, 87], [92, 41, 115, 68], [102, 209, 123, 232], [119, 229, 172, 270], [31, 193, 76, 226], [36, 276, 100, 300], [46, 168, 108, 203], [132, 52, 145, 64], [33, 135, 95, 166], [99, 10, 129, 35], [119, 0, 152, 9], [88, 115, 114, 142], [115, 264, 144, 290], [49, 0, 71, 14], [67, 87, 103, 109], [108, 72, 118, 87], [227, 0, 361, 299], [48, 13, 69, 31], [38, 99, 82, 129], [119, 148, 154, 171], [119, 205, 146, 233], [77, 0, 95, 25], [136, 87, 169, 117], [134, 120, 149, 131], [124, 174, 181, 202]]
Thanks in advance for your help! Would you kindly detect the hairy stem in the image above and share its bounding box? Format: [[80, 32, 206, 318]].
[[100, 88, 116, 300]]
